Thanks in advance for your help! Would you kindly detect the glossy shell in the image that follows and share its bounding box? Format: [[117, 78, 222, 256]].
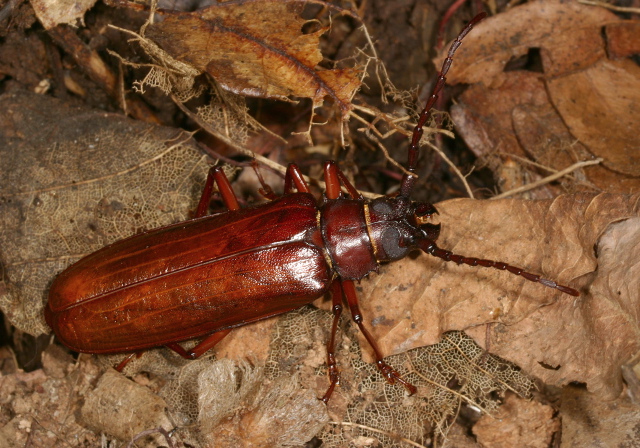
[[45, 193, 332, 353]]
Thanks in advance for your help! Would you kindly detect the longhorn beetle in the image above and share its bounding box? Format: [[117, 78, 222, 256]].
[[45, 12, 578, 402]]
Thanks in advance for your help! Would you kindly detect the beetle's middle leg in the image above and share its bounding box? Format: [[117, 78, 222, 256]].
[[283, 163, 311, 194], [323, 161, 362, 200], [321, 281, 345, 402], [341, 279, 417, 395], [249, 161, 312, 200]]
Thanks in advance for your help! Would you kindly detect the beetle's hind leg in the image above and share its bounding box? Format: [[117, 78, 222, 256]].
[[250, 160, 279, 200], [196, 166, 241, 216], [114, 352, 143, 372], [251, 162, 312, 200], [165, 329, 233, 360], [114, 329, 233, 371]]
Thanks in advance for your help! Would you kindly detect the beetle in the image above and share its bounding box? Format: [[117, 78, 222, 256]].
[[45, 13, 578, 402]]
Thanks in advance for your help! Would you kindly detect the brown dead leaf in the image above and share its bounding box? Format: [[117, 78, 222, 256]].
[[473, 393, 559, 447], [511, 103, 588, 172], [145, 1, 361, 114], [546, 59, 640, 176], [357, 193, 640, 399], [0, 90, 211, 336], [450, 72, 573, 199], [441, 0, 617, 88], [441, 0, 640, 194], [605, 20, 640, 59], [561, 384, 640, 446], [453, 75, 640, 195]]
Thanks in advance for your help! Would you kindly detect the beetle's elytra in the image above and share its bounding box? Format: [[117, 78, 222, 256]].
[[46, 193, 330, 353], [45, 13, 577, 402]]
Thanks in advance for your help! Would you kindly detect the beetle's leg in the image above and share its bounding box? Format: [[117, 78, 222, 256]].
[[284, 163, 311, 194], [342, 279, 417, 395], [251, 160, 278, 200], [321, 281, 345, 403], [114, 352, 143, 372], [196, 166, 240, 217], [251, 162, 310, 199], [324, 161, 362, 200], [165, 328, 233, 360]]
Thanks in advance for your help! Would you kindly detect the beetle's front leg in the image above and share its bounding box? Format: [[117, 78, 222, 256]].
[[341, 280, 417, 395]]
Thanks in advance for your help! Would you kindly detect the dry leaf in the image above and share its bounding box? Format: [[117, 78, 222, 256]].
[[268, 309, 534, 447], [546, 58, 640, 176], [440, 0, 617, 88], [201, 361, 328, 447], [441, 0, 640, 194], [29, 0, 97, 29], [511, 102, 589, 169], [80, 369, 174, 442], [450, 72, 569, 198], [0, 90, 211, 336], [145, 1, 361, 113], [356, 193, 640, 399], [561, 384, 640, 446], [473, 393, 559, 447], [605, 20, 640, 59], [452, 76, 640, 195]]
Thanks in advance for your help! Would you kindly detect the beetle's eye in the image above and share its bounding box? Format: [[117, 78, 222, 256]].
[[381, 227, 410, 261]]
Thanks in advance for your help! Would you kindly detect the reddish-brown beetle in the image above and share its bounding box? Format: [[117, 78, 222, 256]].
[[45, 13, 578, 402]]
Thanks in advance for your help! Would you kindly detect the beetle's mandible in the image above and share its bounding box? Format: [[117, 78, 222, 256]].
[[45, 13, 578, 402]]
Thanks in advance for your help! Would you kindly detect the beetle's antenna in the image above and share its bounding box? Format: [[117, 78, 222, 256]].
[[419, 239, 579, 296], [400, 12, 487, 197]]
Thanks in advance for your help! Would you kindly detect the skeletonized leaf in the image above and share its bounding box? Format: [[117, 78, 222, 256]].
[[145, 1, 361, 113]]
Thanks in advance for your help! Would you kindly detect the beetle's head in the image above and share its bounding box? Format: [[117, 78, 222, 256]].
[[367, 195, 441, 262]]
